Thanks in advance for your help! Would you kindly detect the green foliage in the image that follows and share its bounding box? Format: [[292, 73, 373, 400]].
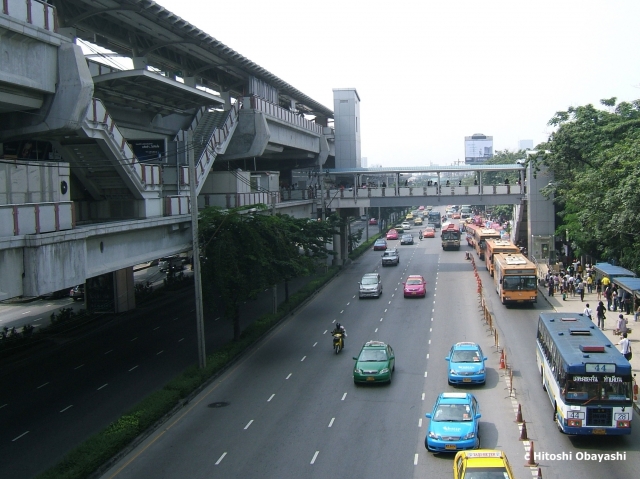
[[482, 149, 527, 185], [533, 98, 640, 272]]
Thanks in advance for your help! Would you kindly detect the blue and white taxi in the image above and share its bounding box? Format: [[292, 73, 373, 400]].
[[425, 392, 481, 452], [446, 342, 487, 385]]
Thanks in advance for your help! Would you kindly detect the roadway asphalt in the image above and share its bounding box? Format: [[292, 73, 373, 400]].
[[96, 215, 530, 479]]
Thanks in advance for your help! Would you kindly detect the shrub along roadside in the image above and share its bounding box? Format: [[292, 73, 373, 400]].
[[38, 234, 382, 479]]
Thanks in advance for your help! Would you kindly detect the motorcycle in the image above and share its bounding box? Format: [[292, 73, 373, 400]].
[[333, 332, 344, 354]]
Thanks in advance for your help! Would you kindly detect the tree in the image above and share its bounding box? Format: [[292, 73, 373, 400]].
[[532, 99, 640, 272], [199, 206, 336, 340]]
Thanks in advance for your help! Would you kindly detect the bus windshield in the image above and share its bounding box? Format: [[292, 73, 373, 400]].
[[442, 230, 460, 240], [565, 376, 633, 404], [502, 276, 537, 290]]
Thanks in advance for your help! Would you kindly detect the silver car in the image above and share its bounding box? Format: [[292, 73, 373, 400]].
[[359, 273, 382, 298], [382, 248, 400, 266]]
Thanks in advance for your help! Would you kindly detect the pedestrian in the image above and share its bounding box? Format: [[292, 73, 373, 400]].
[[611, 287, 619, 311], [617, 333, 632, 361], [615, 314, 628, 335], [576, 280, 585, 302], [624, 291, 632, 315], [604, 286, 612, 311], [596, 277, 602, 300], [583, 303, 593, 321], [635, 303, 640, 322], [548, 277, 554, 297], [596, 301, 607, 330], [587, 274, 593, 294]]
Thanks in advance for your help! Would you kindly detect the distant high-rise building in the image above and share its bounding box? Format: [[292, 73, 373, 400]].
[[518, 139, 534, 151], [361, 157, 368, 168], [464, 133, 493, 164]]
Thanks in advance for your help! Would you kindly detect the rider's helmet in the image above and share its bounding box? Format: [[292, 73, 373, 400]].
[[336, 323, 341, 329]]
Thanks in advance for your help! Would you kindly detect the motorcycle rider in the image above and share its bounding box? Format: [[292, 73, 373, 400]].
[[332, 323, 347, 348], [418, 229, 423, 240]]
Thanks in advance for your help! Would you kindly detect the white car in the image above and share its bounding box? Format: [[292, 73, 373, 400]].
[[401, 221, 411, 230]]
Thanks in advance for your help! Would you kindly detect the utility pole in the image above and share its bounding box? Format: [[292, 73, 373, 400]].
[[188, 130, 206, 369]]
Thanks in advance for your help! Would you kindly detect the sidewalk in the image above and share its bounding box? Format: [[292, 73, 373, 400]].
[[538, 284, 640, 413]]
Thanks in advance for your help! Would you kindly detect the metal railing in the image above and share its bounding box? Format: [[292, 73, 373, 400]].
[[2, 0, 57, 32]]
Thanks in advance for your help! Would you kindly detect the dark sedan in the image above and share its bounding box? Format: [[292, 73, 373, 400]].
[[400, 234, 414, 245]]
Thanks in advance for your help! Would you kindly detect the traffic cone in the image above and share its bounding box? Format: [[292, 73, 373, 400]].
[[499, 350, 506, 369], [516, 403, 523, 423], [526, 440, 538, 466], [519, 420, 528, 440]]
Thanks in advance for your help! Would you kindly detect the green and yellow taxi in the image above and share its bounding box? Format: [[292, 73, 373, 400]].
[[353, 341, 395, 384], [406, 213, 414, 220], [453, 450, 514, 479]]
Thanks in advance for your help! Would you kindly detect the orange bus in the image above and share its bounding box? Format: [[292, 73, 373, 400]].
[[472, 227, 501, 260], [485, 239, 519, 276], [441, 223, 461, 250], [493, 253, 538, 305]]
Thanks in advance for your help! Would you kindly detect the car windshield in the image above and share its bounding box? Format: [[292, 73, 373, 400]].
[[362, 277, 378, 285], [451, 350, 482, 362], [359, 349, 388, 361], [383, 251, 397, 256], [375, 240, 385, 244], [407, 278, 423, 285], [433, 403, 473, 421], [462, 468, 510, 479]]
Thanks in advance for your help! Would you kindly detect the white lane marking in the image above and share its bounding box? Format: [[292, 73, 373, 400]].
[[178, 338, 184, 342], [313, 342, 317, 347], [428, 340, 431, 344], [0, 404, 7, 409], [426, 354, 430, 359], [324, 330, 328, 334], [21, 311, 31, 315], [34, 318, 42, 322], [215, 452, 227, 465], [341, 393, 347, 401], [37, 382, 49, 389], [130, 337, 138, 342], [332, 320, 336, 324], [60, 405, 73, 413], [389, 301, 392, 304], [104, 350, 113, 355], [340, 310, 344, 314], [421, 393, 425, 401], [157, 350, 164, 355], [431, 318, 434, 322], [429, 328, 432, 332], [375, 328, 378, 333], [301, 356, 306, 362], [346, 302, 350, 306], [74, 364, 84, 370], [12, 431, 29, 442], [424, 371, 428, 377], [129, 365, 139, 372], [97, 384, 108, 390], [380, 318, 383, 322], [418, 418, 422, 427], [384, 309, 388, 313], [286, 373, 292, 379], [214, 317, 220, 321], [153, 326, 160, 331], [328, 418, 335, 427], [244, 420, 253, 430], [414, 453, 419, 465], [310, 451, 319, 464], [268, 394, 275, 402]]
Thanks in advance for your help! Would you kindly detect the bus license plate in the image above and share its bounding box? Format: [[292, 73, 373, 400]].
[[445, 444, 457, 450], [592, 429, 606, 435]]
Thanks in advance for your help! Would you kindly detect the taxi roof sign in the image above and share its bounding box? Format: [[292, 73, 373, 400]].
[[442, 392, 467, 398], [462, 451, 503, 458]]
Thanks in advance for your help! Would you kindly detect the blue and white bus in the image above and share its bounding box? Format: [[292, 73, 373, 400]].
[[536, 312, 633, 435]]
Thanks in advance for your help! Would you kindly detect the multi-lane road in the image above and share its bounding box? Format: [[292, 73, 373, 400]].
[[2, 209, 638, 478]]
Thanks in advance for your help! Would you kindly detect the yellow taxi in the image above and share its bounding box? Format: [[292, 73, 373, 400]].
[[414, 217, 423, 225], [406, 213, 414, 220], [453, 450, 514, 479]]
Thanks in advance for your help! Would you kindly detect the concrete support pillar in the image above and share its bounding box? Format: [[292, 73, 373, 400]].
[[132, 57, 149, 69], [183, 76, 197, 88], [221, 91, 231, 110]]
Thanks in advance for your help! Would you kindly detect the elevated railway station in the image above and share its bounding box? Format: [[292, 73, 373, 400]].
[[0, 0, 554, 306]]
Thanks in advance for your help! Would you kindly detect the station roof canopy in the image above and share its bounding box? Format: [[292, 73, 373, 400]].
[[93, 69, 225, 115], [58, 0, 333, 118], [612, 277, 640, 294], [593, 263, 637, 279]]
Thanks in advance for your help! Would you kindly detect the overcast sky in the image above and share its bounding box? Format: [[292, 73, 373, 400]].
[[157, 0, 640, 166]]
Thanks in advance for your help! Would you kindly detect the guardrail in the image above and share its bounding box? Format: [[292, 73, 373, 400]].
[[0, 201, 74, 237], [87, 98, 162, 188], [249, 95, 324, 134], [199, 192, 276, 209], [2, 0, 57, 32]]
